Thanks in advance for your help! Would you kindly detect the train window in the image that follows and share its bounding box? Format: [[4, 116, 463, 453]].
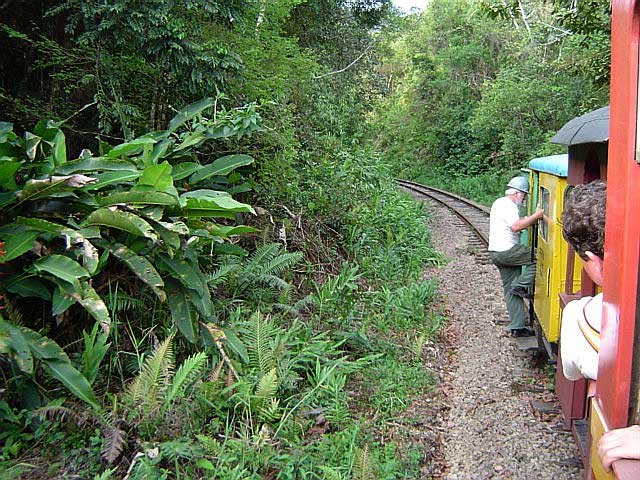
[[539, 186, 550, 242]]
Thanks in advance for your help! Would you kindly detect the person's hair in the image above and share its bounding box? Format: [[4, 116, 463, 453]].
[[562, 180, 606, 260], [505, 188, 519, 195]]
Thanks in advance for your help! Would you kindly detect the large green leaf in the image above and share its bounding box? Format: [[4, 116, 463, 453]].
[[209, 225, 257, 237], [0, 158, 20, 190], [85, 170, 142, 190], [55, 157, 137, 175], [52, 285, 75, 316], [19, 175, 97, 202], [166, 280, 198, 343], [133, 162, 177, 197], [12, 219, 98, 272], [74, 281, 111, 334], [85, 208, 157, 241], [4, 275, 51, 301], [0, 192, 18, 209], [15, 217, 86, 243], [189, 154, 254, 184], [188, 288, 214, 319], [0, 320, 34, 373], [155, 220, 189, 235], [171, 162, 202, 181], [14, 217, 67, 235], [221, 327, 249, 364], [147, 138, 173, 165], [166, 98, 215, 134], [51, 129, 67, 167], [0, 230, 40, 263], [106, 136, 156, 158], [33, 119, 61, 140], [180, 189, 230, 199], [97, 241, 166, 302], [214, 244, 248, 256], [0, 122, 14, 142], [24, 132, 41, 161], [79, 239, 99, 275], [157, 255, 207, 298], [175, 131, 205, 151], [152, 223, 181, 250], [17, 325, 100, 409], [98, 191, 178, 207], [32, 255, 90, 290], [182, 195, 255, 217], [51, 278, 111, 334]]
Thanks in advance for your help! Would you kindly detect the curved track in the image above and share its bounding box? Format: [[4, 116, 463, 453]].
[[397, 180, 490, 260]]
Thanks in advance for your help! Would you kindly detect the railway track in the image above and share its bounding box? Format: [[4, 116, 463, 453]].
[[397, 179, 491, 262]]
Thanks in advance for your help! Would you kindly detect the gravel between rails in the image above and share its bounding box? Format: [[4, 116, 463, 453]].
[[395, 193, 583, 479]]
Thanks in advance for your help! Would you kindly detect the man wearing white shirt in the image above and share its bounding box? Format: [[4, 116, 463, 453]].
[[560, 180, 606, 381], [488, 176, 544, 336]]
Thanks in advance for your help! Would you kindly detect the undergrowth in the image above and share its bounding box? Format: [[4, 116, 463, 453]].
[[1, 144, 445, 479]]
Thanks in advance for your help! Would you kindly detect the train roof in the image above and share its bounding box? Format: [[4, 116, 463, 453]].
[[550, 106, 609, 146], [528, 154, 568, 176]]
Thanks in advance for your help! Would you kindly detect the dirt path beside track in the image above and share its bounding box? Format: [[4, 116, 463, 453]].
[[392, 195, 583, 479]]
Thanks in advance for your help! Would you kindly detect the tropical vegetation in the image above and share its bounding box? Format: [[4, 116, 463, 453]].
[[0, 0, 612, 477]]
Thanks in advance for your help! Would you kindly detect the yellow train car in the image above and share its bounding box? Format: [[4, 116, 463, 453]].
[[528, 155, 581, 354]]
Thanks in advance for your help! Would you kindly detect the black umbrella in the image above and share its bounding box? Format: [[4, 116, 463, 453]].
[[550, 106, 610, 146]]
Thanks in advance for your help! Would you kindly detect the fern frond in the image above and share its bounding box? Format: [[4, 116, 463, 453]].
[[247, 243, 280, 267], [245, 313, 276, 375], [255, 368, 278, 401], [258, 397, 281, 423], [196, 434, 221, 455], [104, 289, 145, 315], [261, 251, 303, 277], [3, 301, 24, 326], [209, 359, 224, 382], [225, 367, 235, 388], [102, 427, 126, 464], [319, 467, 346, 480], [158, 438, 204, 462], [275, 294, 314, 315], [93, 468, 116, 480], [124, 333, 175, 410], [207, 264, 240, 288], [35, 405, 86, 427], [352, 445, 376, 480], [253, 274, 289, 290], [165, 351, 208, 405]]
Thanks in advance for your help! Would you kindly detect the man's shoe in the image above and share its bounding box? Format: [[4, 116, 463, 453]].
[[511, 327, 535, 337], [510, 286, 533, 299]]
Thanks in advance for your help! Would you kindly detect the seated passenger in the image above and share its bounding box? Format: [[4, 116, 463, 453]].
[[563, 182, 640, 474], [559, 180, 606, 381]]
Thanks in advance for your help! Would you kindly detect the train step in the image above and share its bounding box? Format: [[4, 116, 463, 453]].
[[573, 419, 589, 464]]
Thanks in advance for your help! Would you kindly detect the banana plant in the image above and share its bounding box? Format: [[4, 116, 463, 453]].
[[0, 98, 260, 406]]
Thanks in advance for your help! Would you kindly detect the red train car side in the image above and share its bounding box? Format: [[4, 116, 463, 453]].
[[590, 1, 640, 478]]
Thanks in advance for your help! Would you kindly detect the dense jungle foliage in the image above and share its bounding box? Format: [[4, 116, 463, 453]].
[[0, 0, 611, 478], [371, 0, 611, 204]]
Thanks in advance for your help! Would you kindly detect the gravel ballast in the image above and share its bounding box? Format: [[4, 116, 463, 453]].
[[401, 194, 583, 479]]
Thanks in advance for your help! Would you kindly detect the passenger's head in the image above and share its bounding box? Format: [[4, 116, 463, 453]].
[[562, 180, 606, 260], [562, 180, 606, 284]]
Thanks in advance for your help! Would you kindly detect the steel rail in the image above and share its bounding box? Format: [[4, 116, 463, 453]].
[[397, 179, 490, 248]]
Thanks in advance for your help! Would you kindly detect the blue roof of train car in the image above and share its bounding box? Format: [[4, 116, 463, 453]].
[[528, 154, 568, 177]]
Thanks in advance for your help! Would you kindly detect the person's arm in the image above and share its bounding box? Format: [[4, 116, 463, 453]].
[[560, 300, 587, 381], [510, 205, 544, 232], [598, 425, 640, 472]]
